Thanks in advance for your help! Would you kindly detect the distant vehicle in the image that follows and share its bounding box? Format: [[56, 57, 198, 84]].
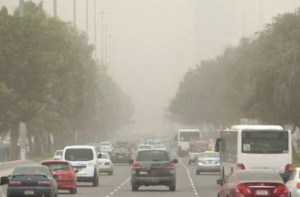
[[196, 151, 220, 175], [41, 160, 77, 194], [0, 176, 9, 197], [137, 144, 152, 151], [146, 139, 162, 146], [130, 149, 178, 191], [99, 141, 114, 153], [215, 125, 292, 182], [177, 129, 201, 157], [110, 147, 132, 163], [98, 152, 113, 175], [62, 145, 100, 186], [7, 165, 58, 197], [188, 140, 209, 165], [114, 141, 130, 148], [152, 144, 167, 151], [285, 167, 300, 196], [217, 170, 288, 197], [53, 150, 63, 160]]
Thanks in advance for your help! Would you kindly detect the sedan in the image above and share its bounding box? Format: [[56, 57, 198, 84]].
[[196, 151, 220, 175], [285, 167, 300, 197], [98, 152, 114, 175], [110, 147, 132, 163], [7, 165, 58, 197], [217, 170, 288, 197], [42, 160, 77, 194]]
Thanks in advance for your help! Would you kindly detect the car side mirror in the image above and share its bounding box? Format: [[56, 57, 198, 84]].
[[129, 159, 134, 165], [0, 176, 9, 185], [173, 159, 178, 164], [216, 179, 223, 186]]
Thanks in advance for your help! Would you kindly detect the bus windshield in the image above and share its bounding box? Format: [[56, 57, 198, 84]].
[[242, 130, 288, 154], [179, 132, 200, 142]]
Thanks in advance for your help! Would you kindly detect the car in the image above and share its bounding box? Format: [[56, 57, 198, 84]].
[[41, 159, 77, 194], [98, 152, 114, 175], [110, 147, 132, 163], [130, 149, 178, 191], [137, 144, 152, 151], [151, 144, 167, 151], [7, 165, 58, 197], [146, 139, 162, 146], [188, 152, 201, 165], [53, 150, 63, 160], [285, 167, 300, 197], [217, 170, 288, 197], [0, 176, 9, 197], [99, 141, 114, 153], [62, 145, 100, 186], [196, 151, 220, 175]]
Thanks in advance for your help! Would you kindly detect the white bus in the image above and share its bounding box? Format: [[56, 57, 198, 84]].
[[215, 125, 292, 182], [177, 129, 201, 157]]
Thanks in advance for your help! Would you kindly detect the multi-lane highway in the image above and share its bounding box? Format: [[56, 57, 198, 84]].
[[0, 158, 220, 197]]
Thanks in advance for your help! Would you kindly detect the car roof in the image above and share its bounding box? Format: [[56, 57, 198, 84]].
[[41, 160, 70, 164], [64, 145, 95, 149]]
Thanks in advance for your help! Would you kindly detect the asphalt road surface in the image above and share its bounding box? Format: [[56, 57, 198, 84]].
[[0, 158, 220, 197]]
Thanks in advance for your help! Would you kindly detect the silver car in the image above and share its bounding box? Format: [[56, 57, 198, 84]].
[[196, 151, 220, 175]]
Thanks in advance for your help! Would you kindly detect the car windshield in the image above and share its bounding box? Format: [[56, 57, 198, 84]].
[[42, 162, 69, 171], [101, 154, 109, 159], [65, 149, 93, 161], [13, 166, 49, 176], [136, 150, 170, 162]]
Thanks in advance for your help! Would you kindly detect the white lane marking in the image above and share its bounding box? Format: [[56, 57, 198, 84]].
[[105, 177, 131, 197], [179, 158, 199, 197]]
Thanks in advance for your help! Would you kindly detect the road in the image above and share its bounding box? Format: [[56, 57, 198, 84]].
[[0, 158, 220, 197]]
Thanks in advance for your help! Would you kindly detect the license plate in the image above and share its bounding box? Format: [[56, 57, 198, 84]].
[[24, 190, 34, 195], [256, 190, 269, 196], [140, 171, 148, 175]]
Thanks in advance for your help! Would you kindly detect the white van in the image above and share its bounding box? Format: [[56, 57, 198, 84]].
[[62, 145, 100, 186]]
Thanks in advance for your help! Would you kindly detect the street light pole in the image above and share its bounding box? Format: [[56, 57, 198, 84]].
[[86, 0, 89, 35], [53, 0, 57, 17], [19, 0, 24, 17], [73, 0, 76, 26], [94, 0, 97, 58]]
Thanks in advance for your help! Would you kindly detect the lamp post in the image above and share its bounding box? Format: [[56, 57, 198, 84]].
[[53, 0, 57, 17], [73, 0, 76, 26]]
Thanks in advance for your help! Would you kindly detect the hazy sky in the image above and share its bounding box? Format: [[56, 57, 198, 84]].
[[1, 0, 300, 138]]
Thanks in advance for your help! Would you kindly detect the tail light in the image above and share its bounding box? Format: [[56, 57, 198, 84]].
[[235, 185, 251, 195], [285, 164, 293, 173], [273, 185, 287, 195], [296, 183, 300, 189], [237, 163, 245, 170], [132, 163, 141, 169], [37, 181, 52, 187], [166, 162, 175, 169], [8, 181, 21, 187]]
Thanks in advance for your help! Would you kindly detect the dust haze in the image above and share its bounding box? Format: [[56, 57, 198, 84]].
[[1, 0, 300, 139]]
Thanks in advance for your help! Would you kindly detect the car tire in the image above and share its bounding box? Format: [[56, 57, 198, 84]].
[[70, 187, 77, 194], [132, 184, 139, 191], [93, 176, 99, 187], [108, 171, 113, 175], [169, 185, 176, 191], [196, 171, 200, 175]]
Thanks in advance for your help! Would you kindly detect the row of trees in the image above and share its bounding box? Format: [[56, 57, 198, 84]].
[[169, 8, 300, 130], [0, 2, 134, 159]]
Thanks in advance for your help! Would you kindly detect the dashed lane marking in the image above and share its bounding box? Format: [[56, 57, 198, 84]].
[[179, 158, 199, 197], [105, 177, 131, 197]]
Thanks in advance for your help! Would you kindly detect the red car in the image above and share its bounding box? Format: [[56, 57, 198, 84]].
[[217, 170, 288, 197], [41, 160, 77, 194]]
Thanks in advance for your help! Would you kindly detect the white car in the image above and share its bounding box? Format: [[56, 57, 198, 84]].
[[98, 152, 113, 175], [137, 144, 152, 151], [152, 144, 167, 151], [285, 167, 300, 196], [99, 142, 113, 153], [53, 150, 63, 160]]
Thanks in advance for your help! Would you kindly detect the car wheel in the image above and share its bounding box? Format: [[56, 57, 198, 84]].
[[169, 185, 176, 191], [132, 184, 139, 191], [93, 176, 99, 187], [70, 187, 77, 194], [108, 171, 113, 175], [196, 171, 200, 175]]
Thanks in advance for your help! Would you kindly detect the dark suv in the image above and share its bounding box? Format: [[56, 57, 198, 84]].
[[130, 149, 178, 191]]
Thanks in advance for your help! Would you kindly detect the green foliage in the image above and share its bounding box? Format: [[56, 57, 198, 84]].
[[169, 8, 300, 127]]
